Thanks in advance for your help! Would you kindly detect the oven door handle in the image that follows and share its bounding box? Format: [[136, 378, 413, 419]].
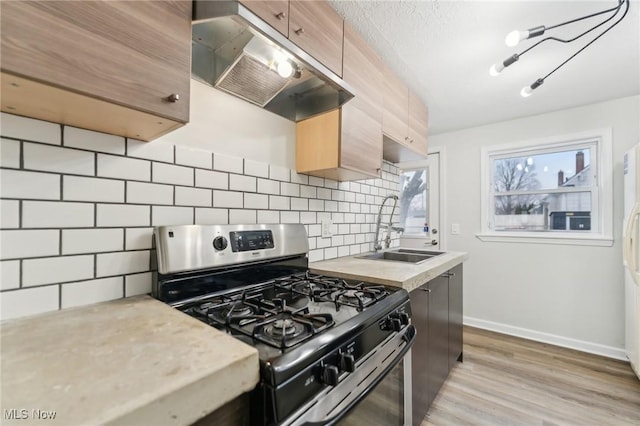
[[300, 324, 416, 426]]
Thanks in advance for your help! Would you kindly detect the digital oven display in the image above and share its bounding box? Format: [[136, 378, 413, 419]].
[[229, 230, 275, 252]]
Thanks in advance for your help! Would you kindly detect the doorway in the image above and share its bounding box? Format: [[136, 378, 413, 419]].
[[398, 151, 443, 250]]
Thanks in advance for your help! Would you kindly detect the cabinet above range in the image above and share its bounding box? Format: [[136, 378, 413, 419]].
[[0, 0, 192, 141]]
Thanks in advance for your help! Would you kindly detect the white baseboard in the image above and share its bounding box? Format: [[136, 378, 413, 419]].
[[463, 316, 627, 361]]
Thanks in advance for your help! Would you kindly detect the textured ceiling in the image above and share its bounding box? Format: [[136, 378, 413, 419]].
[[328, 0, 640, 135]]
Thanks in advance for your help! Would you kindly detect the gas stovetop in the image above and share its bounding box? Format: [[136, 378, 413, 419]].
[[176, 271, 398, 355]]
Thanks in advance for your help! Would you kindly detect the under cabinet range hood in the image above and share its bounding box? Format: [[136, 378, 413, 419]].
[[192, 1, 354, 122]]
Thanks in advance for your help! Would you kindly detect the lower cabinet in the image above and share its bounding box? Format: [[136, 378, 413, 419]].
[[410, 264, 463, 426]]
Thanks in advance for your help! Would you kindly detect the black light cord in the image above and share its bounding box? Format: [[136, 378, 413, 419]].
[[542, 0, 630, 81], [519, 0, 626, 58]]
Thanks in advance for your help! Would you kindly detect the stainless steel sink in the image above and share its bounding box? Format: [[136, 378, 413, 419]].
[[356, 249, 444, 264]]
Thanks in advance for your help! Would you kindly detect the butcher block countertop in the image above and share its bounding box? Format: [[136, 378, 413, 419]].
[[0, 295, 259, 426], [310, 250, 468, 292]]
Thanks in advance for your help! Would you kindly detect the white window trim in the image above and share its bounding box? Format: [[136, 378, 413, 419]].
[[476, 128, 613, 247]]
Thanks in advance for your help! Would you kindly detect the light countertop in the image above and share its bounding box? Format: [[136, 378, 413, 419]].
[[310, 250, 468, 292], [0, 295, 259, 426]]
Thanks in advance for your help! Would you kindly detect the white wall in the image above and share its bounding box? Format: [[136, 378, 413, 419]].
[[156, 79, 297, 169], [430, 95, 640, 357]]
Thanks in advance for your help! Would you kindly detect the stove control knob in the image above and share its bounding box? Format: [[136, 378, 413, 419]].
[[389, 317, 402, 332], [321, 365, 340, 386], [391, 312, 410, 326], [340, 353, 356, 373], [212, 236, 228, 251]]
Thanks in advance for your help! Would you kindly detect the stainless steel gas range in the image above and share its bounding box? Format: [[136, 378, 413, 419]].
[[152, 224, 415, 426]]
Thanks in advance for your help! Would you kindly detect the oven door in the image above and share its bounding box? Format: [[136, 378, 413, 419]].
[[284, 324, 416, 426]]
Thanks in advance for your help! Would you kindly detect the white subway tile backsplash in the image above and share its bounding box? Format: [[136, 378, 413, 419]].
[[280, 211, 299, 224], [324, 179, 338, 189], [175, 146, 212, 169], [195, 208, 228, 224], [23, 201, 93, 228], [308, 224, 321, 237], [325, 201, 338, 212], [23, 255, 94, 287], [61, 277, 123, 309], [0, 230, 59, 260], [300, 185, 317, 199], [1, 200, 19, 228], [64, 176, 124, 203], [269, 165, 290, 182], [97, 154, 150, 181], [1, 113, 60, 145], [350, 245, 361, 255], [97, 204, 150, 227], [125, 228, 153, 250], [307, 237, 317, 250], [331, 235, 344, 246], [269, 195, 290, 210], [1, 138, 20, 168], [344, 234, 356, 245], [308, 176, 324, 187], [152, 206, 193, 226], [309, 199, 324, 211], [245, 159, 269, 178], [338, 224, 350, 234], [257, 210, 279, 224], [1, 260, 20, 290], [229, 209, 257, 224], [127, 139, 173, 162], [195, 169, 228, 190], [24, 143, 94, 176], [344, 192, 356, 202], [331, 190, 345, 201], [350, 204, 361, 213], [244, 193, 268, 209], [127, 181, 173, 205], [356, 193, 366, 204], [281, 182, 300, 197], [300, 212, 316, 224], [317, 188, 332, 200], [64, 127, 125, 155], [96, 251, 149, 277], [317, 237, 331, 249], [257, 178, 280, 195], [63, 229, 123, 254], [290, 171, 309, 185], [230, 174, 257, 192], [153, 162, 193, 186], [338, 246, 350, 258], [308, 249, 323, 262], [214, 153, 243, 174], [213, 190, 243, 208], [1, 169, 60, 200], [291, 198, 308, 211], [175, 186, 212, 207], [125, 272, 152, 297], [0, 286, 59, 321], [350, 182, 361, 193], [324, 247, 337, 259]]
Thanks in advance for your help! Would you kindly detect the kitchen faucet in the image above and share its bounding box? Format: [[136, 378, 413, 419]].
[[374, 194, 404, 252]]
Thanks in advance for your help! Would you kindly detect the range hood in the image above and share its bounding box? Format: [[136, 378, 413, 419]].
[[192, 1, 354, 122]]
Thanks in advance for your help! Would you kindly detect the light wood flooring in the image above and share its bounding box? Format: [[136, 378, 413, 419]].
[[422, 326, 640, 426]]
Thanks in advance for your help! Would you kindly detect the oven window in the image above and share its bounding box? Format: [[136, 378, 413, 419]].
[[337, 359, 404, 426]]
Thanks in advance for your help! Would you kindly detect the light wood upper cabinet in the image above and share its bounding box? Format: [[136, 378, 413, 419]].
[[382, 64, 429, 162], [239, 0, 289, 36], [289, 0, 343, 77], [408, 91, 429, 156], [296, 24, 383, 181], [1, 0, 191, 141]]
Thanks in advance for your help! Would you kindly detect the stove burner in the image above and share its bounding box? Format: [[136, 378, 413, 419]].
[[265, 319, 304, 338], [252, 311, 335, 349], [332, 283, 389, 310]]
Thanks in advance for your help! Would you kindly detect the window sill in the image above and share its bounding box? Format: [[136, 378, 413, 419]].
[[475, 232, 613, 247]]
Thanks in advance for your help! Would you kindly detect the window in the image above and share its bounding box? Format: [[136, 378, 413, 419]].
[[478, 129, 613, 246], [399, 168, 428, 234]]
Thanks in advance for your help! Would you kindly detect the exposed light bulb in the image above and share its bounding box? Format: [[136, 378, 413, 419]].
[[520, 86, 533, 97], [505, 30, 528, 47], [276, 60, 294, 78], [489, 63, 504, 76]]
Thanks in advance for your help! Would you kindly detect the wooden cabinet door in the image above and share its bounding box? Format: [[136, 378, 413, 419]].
[[408, 91, 429, 156], [382, 65, 409, 144], [239, 0, 289, 36], [448, 264, 463, 368], [1, 1, 191, 124], [340, 23, 382, 178], [288, 0, 343, 77], [410, 283, 430, 426]]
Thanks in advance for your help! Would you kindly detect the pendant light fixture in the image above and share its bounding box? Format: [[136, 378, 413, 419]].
[[489, 0, 630, 97]]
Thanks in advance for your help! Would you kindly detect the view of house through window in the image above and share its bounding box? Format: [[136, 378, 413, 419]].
[[399, 168, 428, 234], [490, 142, 597, 232]]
